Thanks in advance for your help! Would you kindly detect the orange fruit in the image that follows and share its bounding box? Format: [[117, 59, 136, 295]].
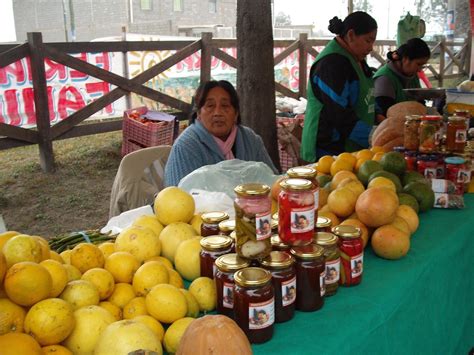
[[4, 262, 52, 306], [0, 252, 6, 283], [81, 267, 115, 300], [370, 145, 386, 153], [355, 149, 374, 160], [105, 251, 140, 284], [371, 225, 410, 260], [115, 226, 162, 263], [107, 283, 136, 309], [337, 152, 357, 167], [317, 155, 335, 174], [338, 178, 365, 198], [367, 177, 397, 192], [41, 345, 73, 355], [330, 159, 353, 176], [396, 205, 419, 234], [123, 297, 148, 319], [390, 216, 411, 236], [3, 234, 42, 267], [355, 187, 399, 227], [327, 187, 357, 218], [372, 152, 385, 161], [60, 280, 100, 310], [99, 301, 123, 321], [330, 170, 358, 190], [70, 243, 105, 274], [40, 259, 68, 297], [0, 298, 26, 334], [31, 236, 51, 261], [49, 250, 64, 263], [132, 261, 169, 296], [0, 332, 42, 355]]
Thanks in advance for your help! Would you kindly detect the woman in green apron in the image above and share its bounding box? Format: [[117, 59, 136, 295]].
[[301, 12, 377, 163], [373, 38, 430, 121]]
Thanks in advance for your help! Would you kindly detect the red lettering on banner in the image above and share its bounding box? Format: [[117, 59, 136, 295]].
[[4, 89, 21, 126], [70, 53, 89, 80], [45, 58, 68, 81], [85, 82, 113, 113], [94, 52, 111, 71], [0, 60, 26, 86], [21, 88, 36, 126], [290, 66, 299, 90], [58, 86, 85, 119]]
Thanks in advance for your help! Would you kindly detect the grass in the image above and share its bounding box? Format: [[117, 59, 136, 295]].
[[0, 131, 123, 238]]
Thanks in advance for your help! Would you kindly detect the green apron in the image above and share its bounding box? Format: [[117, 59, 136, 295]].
[[373, 64, 421, 103], [301, 39, 375, 162]]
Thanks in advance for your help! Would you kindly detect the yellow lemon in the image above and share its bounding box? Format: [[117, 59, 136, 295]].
[[98, 242, 115, 259], [163, 317, 195, 354], [337, 152, 357, 167], [123, 296, 148, 319], [104, 251, 140, 284], [355, 149, 374, 160], [59, 250, 72, 264], [159, 222, 198, 262], [69, 243, 105, 274], [81, 267, 115, 300], [316, 155, 335, 174], [49, 250, 64, 263], [145, 284, 187, 324], [99, 301, 122, 321], [133, 315, 165, 342], [132, 261, 169, 296], [40, 259, 68, 298], [189, 214, 203, 234], [107, 283, 136, 309], [60, 280, 100, 310], [179, 289, 200, 318], [167, 268, 184, 289], [63, 264, 82, 281], [188, 277, 216, 312], [174, 237, 202, 281]]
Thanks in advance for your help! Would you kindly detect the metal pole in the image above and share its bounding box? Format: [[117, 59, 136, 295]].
[[69, 0, 76, 41], [61, 0, 69, 41], [347, 0, 353, 14]]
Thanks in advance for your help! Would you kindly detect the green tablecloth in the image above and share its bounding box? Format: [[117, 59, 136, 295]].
[[252, 194, 474, 355]]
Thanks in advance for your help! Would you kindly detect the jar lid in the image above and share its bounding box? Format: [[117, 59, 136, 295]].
[[200, 235, 233, 250], [270, 234, 290, 249], [405, 150, 418, 157], [280, 178, 314, 191], [234, 267, 272, 287], [405, 115, 422, 121], [218, 219, 235, 232], [270, 219, 278, 231], [316, 216, 331, 228], [393, 146, 405, 153], [290, 244, 324, 259], [201, 211, 229, 224], [229, 231, 236, 241], [272, 212, 279, 221], [315, 232, 338, 246], [418, 154, 439, 161], [444, 156, 466, 165], [287, 166, 317, 179], [448, 116, 467, 122], [215, 253, 250, 272], [331, 225, 361, 238], [454, 109, 470, 115], [234, 183, 270, 196], [261, 251, 294, 269], [421, 115, 442, 121]]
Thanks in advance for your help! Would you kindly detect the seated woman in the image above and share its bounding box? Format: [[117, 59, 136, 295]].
[[164, 80, 277, 186], [374, 38, 430, 121]]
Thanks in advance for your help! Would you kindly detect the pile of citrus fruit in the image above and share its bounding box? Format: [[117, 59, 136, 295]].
[[0, 186, 214, 355]]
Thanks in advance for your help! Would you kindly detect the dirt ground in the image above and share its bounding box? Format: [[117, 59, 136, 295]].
[[0, 131, 123, 238]]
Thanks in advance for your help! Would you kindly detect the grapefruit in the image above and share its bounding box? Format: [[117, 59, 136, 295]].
[[133, 315, 165, 341], [0, 298, 26, 334], [145, 284, 187, 323], [0, 332, 42, 355], [159, 222, 198, 262], [81, 267, 115, 300], [174, 237, 202, 281], [154, 186, 195, 225], [355, 187, 399, 227], [69, 243, 105, 274], [371, 225, 410, 260], [330, 170, 358, 190], [59, 280, 100, 310], [396, 205, 420, 234], [163, 317, 195, 354], [104, 251, 140, 284], [115, 226, 161, 263], [132, 214, 164, 237], [99, 301, 123, 321], [327, 187, 357, 217], [2, 234, 42, 267], [40, 259, 68, 298], [107, 283, 136, 309], [123, 297, 148, 319], [132, 261, 170, 296]]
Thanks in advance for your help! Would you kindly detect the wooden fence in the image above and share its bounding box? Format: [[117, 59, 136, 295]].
[[0, 31, 471, 172]]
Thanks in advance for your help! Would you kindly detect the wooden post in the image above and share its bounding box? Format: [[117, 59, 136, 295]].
[[439, 37, 445, 87], [122, 26, 132, 110], [27, 32, 55, 173], [466, 30, 472, 77], [200, 32, 212, 84], [298, 33, 308, 99]]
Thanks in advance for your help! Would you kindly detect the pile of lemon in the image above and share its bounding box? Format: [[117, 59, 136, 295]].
[[0, 187, 213, 355]]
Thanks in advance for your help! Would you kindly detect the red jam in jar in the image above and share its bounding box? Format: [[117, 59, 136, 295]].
[[261, 251, 296, 323], [234, 267, 275, 344], [314, 232, 340, 297], [404, 151, 418, 171], [278, 178, 315, 246], [446, 116, 467, 152], [290, 244, 325, 312], [287, 166, 320, 222], [271, 234, 291, 252], [234, 184, 273, 260], [445, 156, 470, 194], [215, 253, 250, 318], [417, 154, 439, 179], [199, 235, 233, 279], [201, 211, 229, 237], [316, 216, 332, 233], [332, 225, 363, 287]]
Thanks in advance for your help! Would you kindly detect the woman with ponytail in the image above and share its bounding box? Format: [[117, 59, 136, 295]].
[[301, 12, 378, 162], [374, 38, 431, 120]]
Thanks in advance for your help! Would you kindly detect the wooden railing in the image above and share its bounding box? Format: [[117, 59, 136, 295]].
[[0, 32, 471, 172]]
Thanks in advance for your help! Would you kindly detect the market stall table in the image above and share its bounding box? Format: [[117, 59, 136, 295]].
[[252, 194, 474, 355]]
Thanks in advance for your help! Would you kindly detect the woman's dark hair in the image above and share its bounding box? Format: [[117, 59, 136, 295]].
[[387, 38, 431, 61], [189, 80, 241, 124], [328, 11, 377, 37]]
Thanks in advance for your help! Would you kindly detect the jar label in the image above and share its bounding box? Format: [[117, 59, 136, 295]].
[[325, 258, 340, 284], [281, 276, 296, 306], [424, 168, 436, 180], [255, 212, 272, 241], [434, 193, 449, 208], [320, 271, 326, 297], [457, 169, 471, 184], [455, 129, 467, 143], [249, 298, 275, 329], [431, 179, 448, 193], [222, 281, 234, 308], [313, 190, 319, 210], [351, 253, 363, 278], [290, 206, 315, 233]]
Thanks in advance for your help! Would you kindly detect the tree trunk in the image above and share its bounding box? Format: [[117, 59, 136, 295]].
[[236, 0, 281, 171]]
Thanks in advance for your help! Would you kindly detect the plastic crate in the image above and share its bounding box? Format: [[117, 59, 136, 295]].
[[277, 115, 304, 172], [123, 106, 175, 148], [121, 139, 146, 156]]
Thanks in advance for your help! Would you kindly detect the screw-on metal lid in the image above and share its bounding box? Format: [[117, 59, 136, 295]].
[[218, 219, 235, 232], [316, 216, 332, 228], [290, 244, 324, 259], [201, 211, 229, 224], [215, 253, 250, 272], [280, 178, 314, 191], [260, 251, 294, 269], [331, 225, 361, 238], [315, 232, 338, 246], [287, 166, 317, 179], [200, 235, 233, 250], [234, 267, 272, 287], [234, 183, 270, 196]]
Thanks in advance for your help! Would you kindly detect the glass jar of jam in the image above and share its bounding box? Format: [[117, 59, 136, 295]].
[[404, 151, 418, 171], [316, 216, 332, 233], [417, 154, 438, 179], [215, 253, 250, 318], [218, 219, 235, 236], [287, 166, 320, 215], [404, 115, 421, 151], [261, 251, 296, 323], [234, 183, 272, 260], [278, 178, 315, 246], [201, 212, 230, 237], [332, 225, 363, 287], [419, 115, 442, 153], [200, 235, 233, 279], [314, 232, 340, 297], [290, 244, 325, 312], [454, 109, 472, 128], [234, 267, 274, 344], [445, 156, 470, 194], [446, 116, 467, 152], [271, 234, 291, 252]]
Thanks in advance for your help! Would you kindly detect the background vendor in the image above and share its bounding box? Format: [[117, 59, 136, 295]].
[[374, 38, 431, 121], [164, 80, 277, 186], [300, 12, 378, 162]]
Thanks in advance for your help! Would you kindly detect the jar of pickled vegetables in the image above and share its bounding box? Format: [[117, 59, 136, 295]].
[[332, 225, 363, 287], [314, 232, 340, 297], [419, 115, 442, 153], [446, 116, 467, 152], [201, 211, 229, 237], [278, 178, 315, 246], [234, 183, 272, 260], [404, 115, 421, 150], [200, 235, 233, 279], [287, 166, 319, 218]]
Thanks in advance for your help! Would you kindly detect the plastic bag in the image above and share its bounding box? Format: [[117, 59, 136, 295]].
[[189, 189, 235, 219], [178, 159, 280, 199]]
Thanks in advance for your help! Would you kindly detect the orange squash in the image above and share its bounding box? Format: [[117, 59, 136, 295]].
[[176, 315, 252, 355]]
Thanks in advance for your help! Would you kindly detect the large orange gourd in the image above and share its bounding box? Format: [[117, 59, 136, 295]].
[[176, 315, 252, 355]]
